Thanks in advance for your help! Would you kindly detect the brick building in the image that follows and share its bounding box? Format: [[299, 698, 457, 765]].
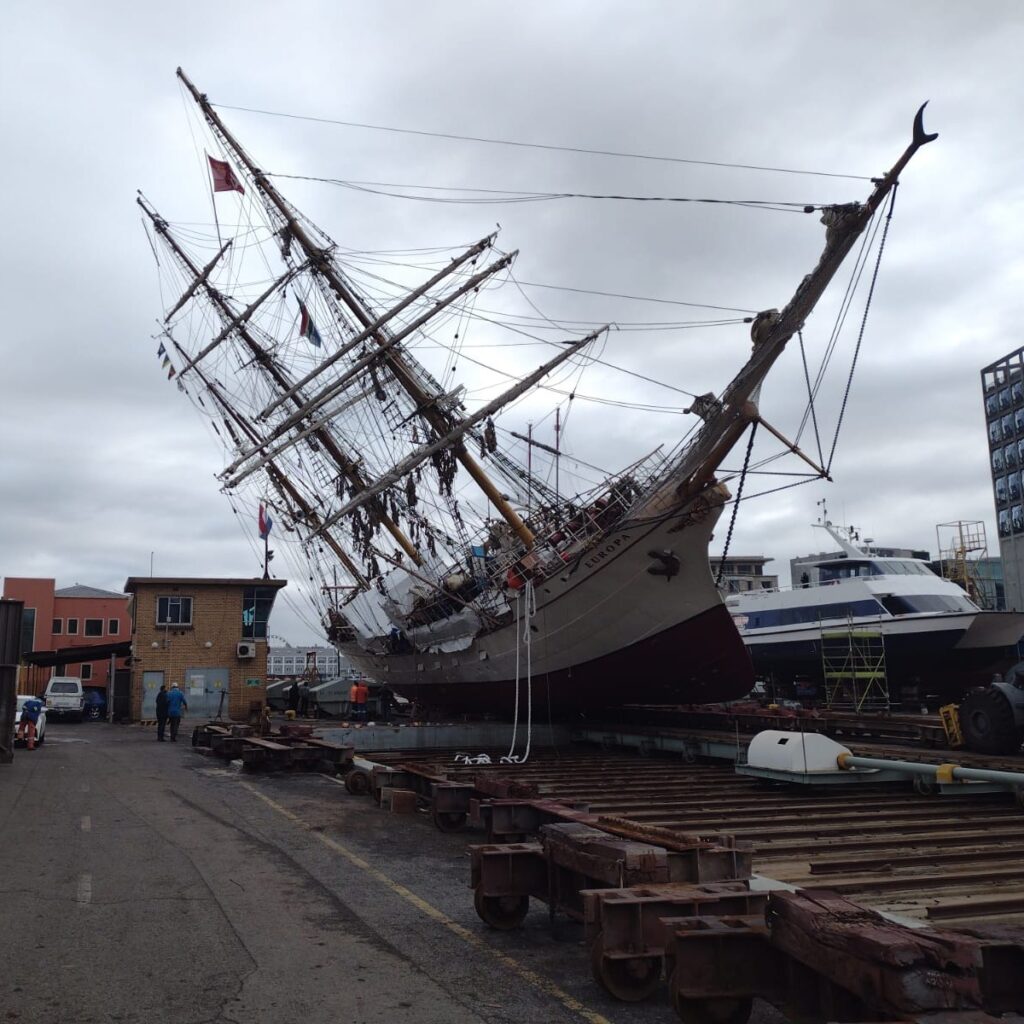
[[1, 578, 132, 691], [125, 577, 286, 721]]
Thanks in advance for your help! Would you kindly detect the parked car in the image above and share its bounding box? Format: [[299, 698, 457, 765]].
[[14, 695, 47, 746], [44, 676, 85, 722]]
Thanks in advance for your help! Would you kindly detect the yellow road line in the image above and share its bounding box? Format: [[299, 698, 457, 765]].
[[240, 782, 612, 1024]]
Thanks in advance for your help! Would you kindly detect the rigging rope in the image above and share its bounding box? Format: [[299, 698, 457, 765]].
[[503, 580, 535, 765], [715, 421, 758, 587], [797, 329, 825, 470], [212, 102, 872, 180], [269, 173, 829, 213], [826, 185, 898, 473]]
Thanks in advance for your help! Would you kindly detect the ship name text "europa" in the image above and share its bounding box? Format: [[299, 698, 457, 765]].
[[583, 534, 632, 571]]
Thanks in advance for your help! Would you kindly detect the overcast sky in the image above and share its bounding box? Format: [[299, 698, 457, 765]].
[[2, 1, 1023, 642]]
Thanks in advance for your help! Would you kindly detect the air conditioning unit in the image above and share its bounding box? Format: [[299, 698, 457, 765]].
[[237, 641, 257, 659]]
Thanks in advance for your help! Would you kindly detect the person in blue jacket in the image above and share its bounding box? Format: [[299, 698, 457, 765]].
[[165, 684, 189, 742], [17, 696, 44, 750]]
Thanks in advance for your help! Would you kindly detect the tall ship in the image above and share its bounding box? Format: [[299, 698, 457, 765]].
[[726, 522, 1024, 698], [140, 69, 937, 715]]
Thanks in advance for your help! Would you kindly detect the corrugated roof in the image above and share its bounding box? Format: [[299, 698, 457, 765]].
[[55, 585, 127, 600]]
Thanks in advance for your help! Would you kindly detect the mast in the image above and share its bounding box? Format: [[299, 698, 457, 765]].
[[164, 239, 231, 321], [138, 194, 423, 566], [261, 232, 497, 419], [177, 67, 542, 550], [176, 261, 309, 377], [163, 331, 371, 589], [672, 104, 938, 505], [314, 329, 604, 535], [226, 247, 518, 476]]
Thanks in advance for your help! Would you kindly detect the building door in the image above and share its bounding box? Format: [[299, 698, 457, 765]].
[[141, 671, 164, 718], [184, 667, 229, 720]]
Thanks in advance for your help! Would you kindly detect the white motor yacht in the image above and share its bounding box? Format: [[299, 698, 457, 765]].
[[726, 523, 1024, 698]]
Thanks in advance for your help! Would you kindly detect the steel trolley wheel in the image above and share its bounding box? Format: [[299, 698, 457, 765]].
[[473, 888, 529, 930], [590, 930, 662, 1002]]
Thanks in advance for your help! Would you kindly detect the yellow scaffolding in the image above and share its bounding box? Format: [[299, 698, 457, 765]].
[[821, 621, 890, 712], [936, 520, 995, 609]]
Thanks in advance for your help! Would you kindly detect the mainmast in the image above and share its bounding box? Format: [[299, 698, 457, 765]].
[[176, 67, 541, 550]]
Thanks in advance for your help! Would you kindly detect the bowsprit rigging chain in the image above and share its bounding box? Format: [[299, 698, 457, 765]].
[[715, 421, 759, 588]]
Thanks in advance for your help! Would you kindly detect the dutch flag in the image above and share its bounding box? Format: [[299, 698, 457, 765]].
[[258, 503, 273, 540]]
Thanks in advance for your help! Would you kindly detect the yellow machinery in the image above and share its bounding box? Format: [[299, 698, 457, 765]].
[[939, 703, 964, 749]]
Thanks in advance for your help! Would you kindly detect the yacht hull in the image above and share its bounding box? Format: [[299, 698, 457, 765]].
[[742, 611, 1024, 696]]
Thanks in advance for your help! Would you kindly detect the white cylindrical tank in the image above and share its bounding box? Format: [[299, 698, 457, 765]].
[[747, 730, 851, 774]]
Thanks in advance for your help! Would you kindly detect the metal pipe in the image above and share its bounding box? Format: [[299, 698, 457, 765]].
[[839, 752, 1024, 787]]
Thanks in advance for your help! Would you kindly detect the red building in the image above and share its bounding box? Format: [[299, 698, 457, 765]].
[[1, 578, 132, 691]]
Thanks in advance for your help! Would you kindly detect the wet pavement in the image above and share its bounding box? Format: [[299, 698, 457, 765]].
[[0, 722, 782, 1024]]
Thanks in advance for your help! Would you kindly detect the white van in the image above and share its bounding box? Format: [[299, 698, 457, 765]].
[[44, 676, 85, 722]]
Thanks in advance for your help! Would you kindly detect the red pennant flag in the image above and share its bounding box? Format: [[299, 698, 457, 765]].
[[208, 156, 245, 195]]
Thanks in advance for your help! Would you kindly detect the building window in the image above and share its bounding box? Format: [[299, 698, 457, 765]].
[[242, 587, 276, 639], [84, 619, 103, 637], [81, 664, 93, 681], [108, 618, 119, 635], [52, 618, 63, 635], [157, 596, 193, 626], [19, 609, 36, 656], [67, 617, 79, 635]]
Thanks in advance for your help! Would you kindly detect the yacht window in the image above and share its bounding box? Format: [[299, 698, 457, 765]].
[[745, 599, 886, 628], [819, 561, 879, 582], [879, 594, 976, 615], [874, 560, 933, 576]]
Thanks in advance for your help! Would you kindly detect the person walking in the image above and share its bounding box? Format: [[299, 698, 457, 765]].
[[165, 684, 188, 742], [297, 680, 310, 718], [288, 679, 300, 716], [353, 680, 369, 722], [17, 695, 44, 750], [155, 684, 169, 741]]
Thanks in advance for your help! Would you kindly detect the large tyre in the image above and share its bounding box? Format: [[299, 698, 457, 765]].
[[960, 687, 1021, 754]]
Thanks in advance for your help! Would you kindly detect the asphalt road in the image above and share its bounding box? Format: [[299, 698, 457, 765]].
[[0, 723, 785, 1024]]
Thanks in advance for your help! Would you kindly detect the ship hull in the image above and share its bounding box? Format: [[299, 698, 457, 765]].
[[742, 611, 1024, 698], [340, 500, 755, 715]]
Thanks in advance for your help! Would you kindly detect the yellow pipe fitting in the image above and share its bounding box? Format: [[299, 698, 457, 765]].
[[935, 763, 957, 784], [837, 752, 852, 770]]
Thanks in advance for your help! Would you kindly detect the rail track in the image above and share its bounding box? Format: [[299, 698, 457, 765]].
[[363, 743, 1024, 928]]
